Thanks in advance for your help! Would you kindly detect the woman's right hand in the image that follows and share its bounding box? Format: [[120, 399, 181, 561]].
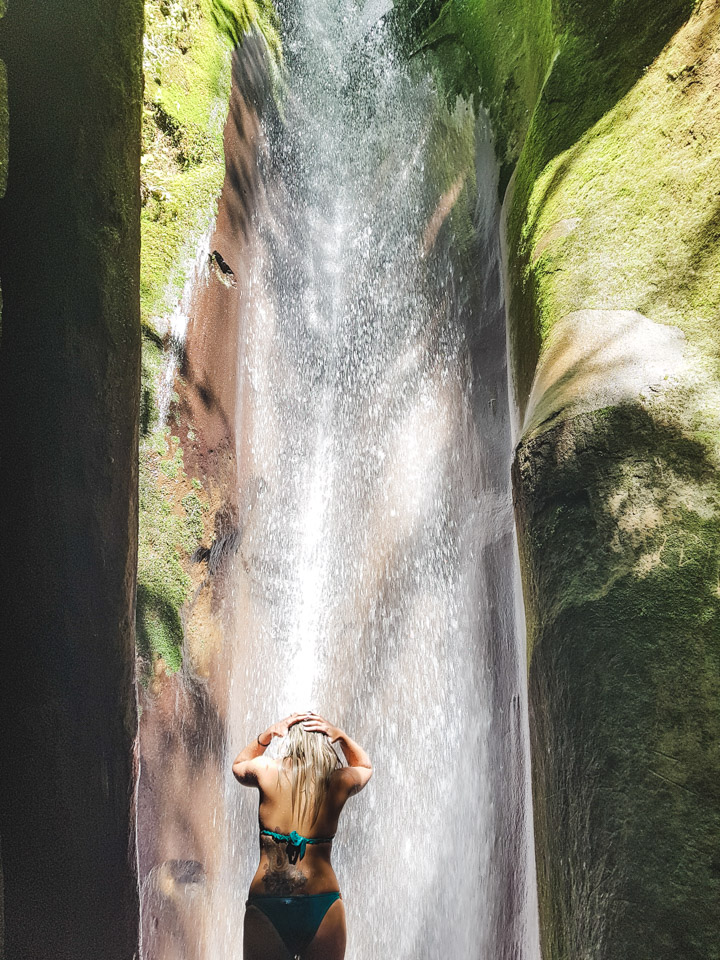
[[302, 712, 342, 742], [265, 712, 309, 740]]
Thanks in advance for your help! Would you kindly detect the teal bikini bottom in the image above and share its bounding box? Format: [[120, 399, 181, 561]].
[[246, 891, 342, 958]]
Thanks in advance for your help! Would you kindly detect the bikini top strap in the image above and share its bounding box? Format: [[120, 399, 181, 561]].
[[259, 828, 335, 862]]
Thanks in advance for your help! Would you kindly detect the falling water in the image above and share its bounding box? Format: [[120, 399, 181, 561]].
[[143, 1, 540, 957]]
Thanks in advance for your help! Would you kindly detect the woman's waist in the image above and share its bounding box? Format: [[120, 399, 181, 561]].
[[249, 858, 339, 897]]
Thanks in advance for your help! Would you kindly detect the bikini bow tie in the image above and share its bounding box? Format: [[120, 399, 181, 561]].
[[287, 831, 307, 862]]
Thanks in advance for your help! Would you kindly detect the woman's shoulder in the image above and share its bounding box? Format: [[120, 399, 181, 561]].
[[256, 756, 282, 777], [237, 755, 281, 788]]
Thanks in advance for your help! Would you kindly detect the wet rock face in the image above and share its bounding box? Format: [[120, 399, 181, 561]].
[[504, 4, 720, 953], [135, 37, 275, 956], [520, 309, 687, 437], [514, 403, 720, 958], [397, 0, 720, 954], [0, 1, 143, 957]]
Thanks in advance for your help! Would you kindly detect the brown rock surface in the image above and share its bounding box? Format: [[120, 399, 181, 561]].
[[136, 39, 273, 953]]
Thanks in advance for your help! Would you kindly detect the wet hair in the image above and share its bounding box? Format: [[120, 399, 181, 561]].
[[280, 722, 341, 824]]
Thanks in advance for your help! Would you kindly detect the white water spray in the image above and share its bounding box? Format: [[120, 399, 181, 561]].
[[141, 2, 540, 957]]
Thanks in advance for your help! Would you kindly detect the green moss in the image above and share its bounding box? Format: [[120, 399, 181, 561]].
[[519, 33, 720, 369], [140, 0, 282, 327], [416, 0, 556, 184], [394, 3, 720, 957], [141, 0, 232, 324], [181, 490, 207, 541], [398, 0, 704, 408], [138, 323, 211, 676], [209, 0, 282, 62], [136, 459, 192, 673], [159, 444, 184, 479], [501, 1, 720, 417]]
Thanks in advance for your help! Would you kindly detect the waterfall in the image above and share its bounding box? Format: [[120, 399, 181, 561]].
[[139, 1, 539, 957]]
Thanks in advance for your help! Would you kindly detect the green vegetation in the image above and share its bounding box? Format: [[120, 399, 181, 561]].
[[143, 0, 231, 326], [505, 0, 719, 409], [397, 0, 704, 402], [181, 490, 207, 541], [141, 0, 282, 329], [209, 0, 281, 61], [136, 439, 193, 673], [137, 0, 281, 678]]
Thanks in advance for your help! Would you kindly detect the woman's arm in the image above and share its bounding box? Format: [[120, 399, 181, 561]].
[[232, 712, 308, 786], [302, 713, 373, 795]]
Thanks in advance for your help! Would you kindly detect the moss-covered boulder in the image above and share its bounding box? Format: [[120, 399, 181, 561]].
[[0, 0, 143, 955], [395, 0, 720, 955]]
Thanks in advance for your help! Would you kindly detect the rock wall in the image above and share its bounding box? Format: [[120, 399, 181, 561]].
[[135, 3, 278, 950], [396, 0, 720, 956], [0, 1, 143, 957], [137, 0, 281, 684]]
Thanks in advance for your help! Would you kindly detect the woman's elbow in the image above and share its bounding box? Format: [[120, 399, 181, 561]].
[[232, 761, 251, 784], [356, 765, 373, 791]]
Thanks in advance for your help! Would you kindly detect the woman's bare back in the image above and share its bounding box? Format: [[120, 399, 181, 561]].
[[250, 758, 360, 896]]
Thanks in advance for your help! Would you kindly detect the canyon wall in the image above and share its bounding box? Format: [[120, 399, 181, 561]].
[[396, 0, 720, 955], [137, 0, 281, 685], [0, 1, 143, 957], [135, 3, 278, 950]]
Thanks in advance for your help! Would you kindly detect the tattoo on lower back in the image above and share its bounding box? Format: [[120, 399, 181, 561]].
[[260, 835, 309, 894]]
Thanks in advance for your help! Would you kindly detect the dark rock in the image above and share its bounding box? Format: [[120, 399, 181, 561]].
[[209, 249, 237, 287], [514, 403, 720, 959], [0, 1, 143, 957]]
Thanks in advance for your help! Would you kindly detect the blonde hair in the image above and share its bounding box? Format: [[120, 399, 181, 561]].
[[280, 723, 341, 824]]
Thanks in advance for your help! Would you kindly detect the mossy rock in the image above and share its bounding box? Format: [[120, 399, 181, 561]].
[[140, 0, 282, 328], [392, 1, 720, 956], [137, 0, 279, 679], [515, 402, 720, 959]]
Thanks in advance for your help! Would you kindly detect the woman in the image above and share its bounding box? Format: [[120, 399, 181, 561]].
[[233, 711, 372, 960]]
